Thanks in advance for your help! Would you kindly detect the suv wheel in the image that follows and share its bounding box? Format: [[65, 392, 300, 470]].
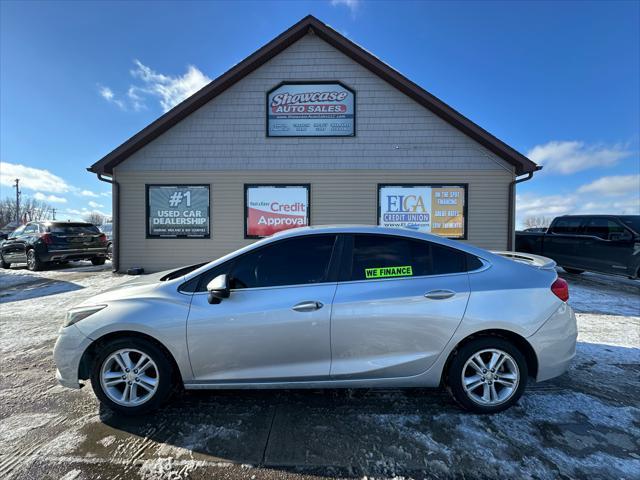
[[446, 337, 528, 414], [26, 249, 44, 271], [0, 254, 10, 269], [91, 338, 175, 415], [91, 257, 106, 266], [106, 243, 113, 260]]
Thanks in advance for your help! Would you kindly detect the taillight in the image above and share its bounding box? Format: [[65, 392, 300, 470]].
[[98, 233, 107, 243], [41, 233, 53, 245], [551, 278, 569, 302]]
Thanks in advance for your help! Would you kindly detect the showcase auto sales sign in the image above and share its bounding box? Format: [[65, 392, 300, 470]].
[[267, 82, 355, 136], [246, 186, 309, 237]]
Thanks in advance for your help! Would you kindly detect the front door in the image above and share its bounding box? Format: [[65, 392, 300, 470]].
[[187, 234, 339, 382], [330, 234, 471, 379]]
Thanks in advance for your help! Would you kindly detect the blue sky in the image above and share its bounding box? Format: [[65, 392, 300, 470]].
[[1, 0, 638, 226]]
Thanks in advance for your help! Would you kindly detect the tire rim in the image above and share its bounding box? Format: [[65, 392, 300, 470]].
[[27, 251, 36, 269], [100, 348, 159, 406], [461, 348, 519, 406]]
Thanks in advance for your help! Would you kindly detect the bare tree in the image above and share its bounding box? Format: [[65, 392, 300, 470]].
[[523, 216, 552, 229], [83, 212, 105, 226], [0, 196, 54, 228]]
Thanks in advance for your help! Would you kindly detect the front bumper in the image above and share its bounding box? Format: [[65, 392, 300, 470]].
[[43, 247, 108, 262], [528, 303, 577, 382], [53, 324, 93, 389]]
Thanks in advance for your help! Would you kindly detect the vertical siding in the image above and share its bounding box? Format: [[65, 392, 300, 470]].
[[115, 170, 511, 272]]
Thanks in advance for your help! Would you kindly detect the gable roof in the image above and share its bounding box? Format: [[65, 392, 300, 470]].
[[89, 15, 539, 176]]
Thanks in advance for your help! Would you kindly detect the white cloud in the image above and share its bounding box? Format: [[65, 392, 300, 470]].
[[517, 179, 640, 228], [330, 0, 360, 14], [79, 189, 100, 198], [577, 174, 639, 196], [34, 192, 67, 203], [0, 161, 71, 193], [527, 141, 631, 174], [100, 60, 212, 113], [88, 200, 104, 208], [100, 191, 112, 197]]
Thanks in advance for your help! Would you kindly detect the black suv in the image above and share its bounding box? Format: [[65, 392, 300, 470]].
[[0, 221, 109, 271]]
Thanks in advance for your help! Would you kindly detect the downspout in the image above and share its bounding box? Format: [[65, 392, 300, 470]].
[[507, 166, 541, 250], [96, 173, 120, 273]]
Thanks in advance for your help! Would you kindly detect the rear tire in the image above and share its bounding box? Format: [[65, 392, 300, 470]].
[[446, 337, 528, 414], [563, 267, 584, 275], [26, 249, 44, 271], [91, 257, 106, 266], [0, 254, 10, 269], [106, 243, 113, 261], [90, 337, 175, 415]]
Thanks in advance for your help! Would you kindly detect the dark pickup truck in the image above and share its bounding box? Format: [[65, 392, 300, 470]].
[[515, 215, 640, 279]]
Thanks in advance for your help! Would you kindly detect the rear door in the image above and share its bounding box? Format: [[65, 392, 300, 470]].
[[330, 234, 471, 379], [187, 234, 339, 382], [545, 217, 586, 267]]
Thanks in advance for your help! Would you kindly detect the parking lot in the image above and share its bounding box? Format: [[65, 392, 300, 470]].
[[0, 262, 638, 480]]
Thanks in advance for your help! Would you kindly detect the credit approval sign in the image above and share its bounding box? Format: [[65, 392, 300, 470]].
[[245, 185, 310, 238], [378, 184, 466, 239], [267, 82, 355, 136]]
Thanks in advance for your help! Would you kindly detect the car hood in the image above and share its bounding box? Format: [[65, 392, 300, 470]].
[[76, 269, 182, 307]]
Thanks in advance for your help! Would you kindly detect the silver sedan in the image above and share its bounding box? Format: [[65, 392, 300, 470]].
[[53, 226, 576, 415]]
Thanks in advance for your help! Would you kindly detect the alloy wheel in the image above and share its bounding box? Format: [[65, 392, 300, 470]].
[[27, 251, 36, 270], [461, 348, 520, 406], [100, 348, 159, 406]]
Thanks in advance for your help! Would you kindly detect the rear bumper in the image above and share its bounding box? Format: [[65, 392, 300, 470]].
[[42, 247, 108, 262], [53, 324, 93, 389], [528, 303, 577, 382]]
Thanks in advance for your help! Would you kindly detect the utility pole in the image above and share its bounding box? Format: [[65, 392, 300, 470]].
[[52, 208, 57, 220], [14, 179, 21, 223]]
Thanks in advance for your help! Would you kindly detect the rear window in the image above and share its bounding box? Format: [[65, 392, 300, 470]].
[[551, 218, 583, 234], [47, 224, 100, 234]]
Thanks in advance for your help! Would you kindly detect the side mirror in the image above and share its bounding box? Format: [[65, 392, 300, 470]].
[[207, 274, 230, 304]]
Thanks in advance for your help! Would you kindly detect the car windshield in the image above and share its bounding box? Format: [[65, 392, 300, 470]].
[[620, 216, 640, 234], [47, 224, 100, 234], [8, 226, 25, 238]]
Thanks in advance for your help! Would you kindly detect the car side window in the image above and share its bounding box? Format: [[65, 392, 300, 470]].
[[347, 235, 469, 281], [23, 225, 37, 235], [230, 235, 337, 289], [584, 218, 626, 240], [551, 218, 583, 235]]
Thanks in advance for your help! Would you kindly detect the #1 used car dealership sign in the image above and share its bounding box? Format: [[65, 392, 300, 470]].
[[267, 82, 355, 136], [147, 185, 210, 238]]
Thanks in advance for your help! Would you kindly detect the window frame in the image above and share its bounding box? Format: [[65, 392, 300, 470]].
[[337, 233, 482, 284], [184, 234, 343, 294]]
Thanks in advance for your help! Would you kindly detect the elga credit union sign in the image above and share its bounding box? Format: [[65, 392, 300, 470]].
[[147, 185, 210, 238], [245, 185, 309, 238], [378, 184, 467, 239], [267, 82, 355, 136]]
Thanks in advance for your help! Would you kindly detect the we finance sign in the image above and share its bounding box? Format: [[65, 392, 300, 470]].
[[245, 185, 310, 238], [267, 82, 355, 137]]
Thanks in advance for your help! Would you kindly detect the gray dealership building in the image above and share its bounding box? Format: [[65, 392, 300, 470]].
[[89, 16, 539, 273]]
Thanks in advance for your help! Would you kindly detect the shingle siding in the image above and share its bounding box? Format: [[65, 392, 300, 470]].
[[113, 33, 515, 272]]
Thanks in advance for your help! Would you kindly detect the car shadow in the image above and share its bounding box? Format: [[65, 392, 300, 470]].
[[0, 278, 84, 303], [94, 341, 640, 478]]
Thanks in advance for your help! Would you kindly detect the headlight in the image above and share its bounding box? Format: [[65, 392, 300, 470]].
[[64, 305, 107, 327]]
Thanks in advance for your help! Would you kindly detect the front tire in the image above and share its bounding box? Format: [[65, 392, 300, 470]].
[[91, 257, 106, 266], [446, 337, 528, 414], [563, 267, 584, 275], [26, 249, 44, 271], [0, 254, 10, 269], [90, 338, 175, 415]]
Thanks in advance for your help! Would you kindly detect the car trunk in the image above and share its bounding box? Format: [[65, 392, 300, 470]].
[[46, 224, 105, 250]]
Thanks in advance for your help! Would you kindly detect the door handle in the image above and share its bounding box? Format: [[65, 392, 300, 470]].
[[424, 290, 456, 300], [292, 301, 324, 312]]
